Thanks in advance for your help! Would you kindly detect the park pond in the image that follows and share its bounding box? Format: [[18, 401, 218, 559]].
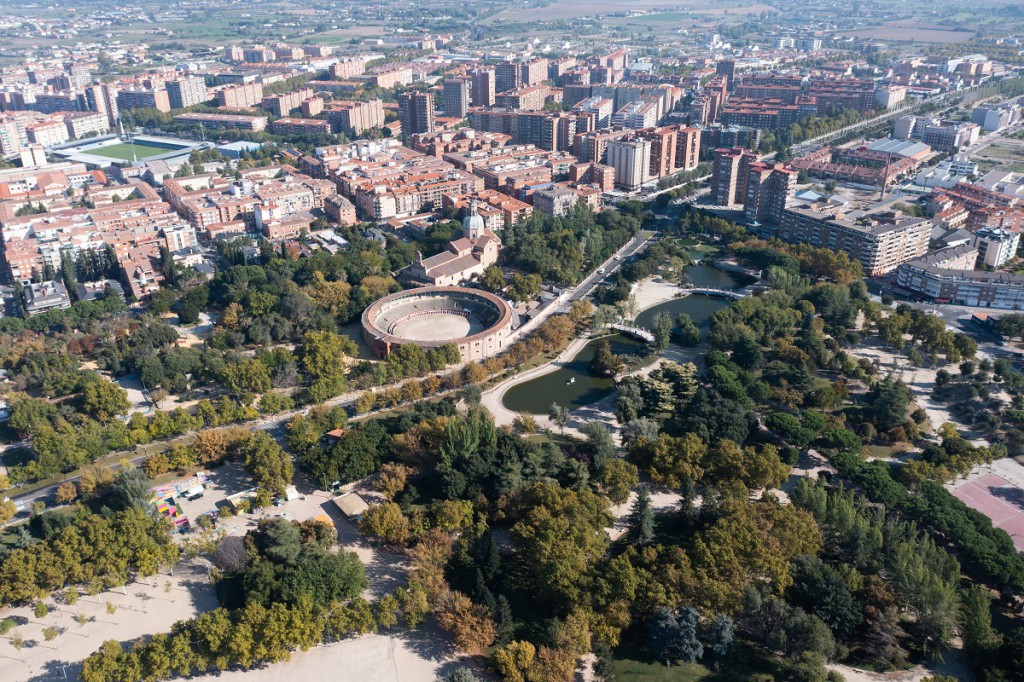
[[501, 265, 755, 414], [500, 333, 646, 414]]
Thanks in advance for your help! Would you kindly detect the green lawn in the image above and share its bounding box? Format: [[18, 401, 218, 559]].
[[612, 659, 712, 681], [863, 444, 896, 460], [80, 142, 186, 161], [612, 641, 782, 680]]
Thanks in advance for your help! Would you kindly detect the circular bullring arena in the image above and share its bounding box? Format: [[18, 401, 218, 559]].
[[361, 286, 514, 361]]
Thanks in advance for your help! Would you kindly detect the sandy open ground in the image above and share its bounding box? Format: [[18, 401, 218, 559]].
[[842, 342, 988, 444], [0, 468, 445, 682], [391, 314, 477, 342], [182, 625, 478, 682], [0, 561, 217, 682]]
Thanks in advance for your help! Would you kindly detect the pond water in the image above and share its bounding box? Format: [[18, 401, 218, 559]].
[[499, 265, 756, 414], [681, 263, 757, 290], [500, 334, 645, 414], [634, 293, 731, 332]]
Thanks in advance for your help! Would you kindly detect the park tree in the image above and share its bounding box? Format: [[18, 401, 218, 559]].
[[630, 484, 655, 545], [111, 468, 156, 514], [509, 482, 611, 609], [706, 614, 736, 663], [376, 463, 414, 501], [219, 359, 272, 396], [434, 590, 498, 654], [359, 502, 411, 546], [996, 313, 1024, 341], [548, 403, 571, 432], [960, 585, 1001, 657], [481, 266, 506, 292], [0, 497, 17, 524], [55, 481, 78, 505], [869, 376, 911, 431], [236, 432, 293, 499], [652, 311, 673, 350], [396, 581, 431, 628], [589, 339, 624, 377], [598, 458, 638, 506], [648, 607, 703, 665], [513, 412, 538, 434], [81, 380, 131, 422], [299, 331, 355, 399], [673, 313, 701, 347], [581, 422, 616, 469], [641, 432, 706, 488], [508, 273, 542, 303]]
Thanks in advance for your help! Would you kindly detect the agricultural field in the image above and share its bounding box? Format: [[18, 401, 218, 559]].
[[483, 0, 768, 23]]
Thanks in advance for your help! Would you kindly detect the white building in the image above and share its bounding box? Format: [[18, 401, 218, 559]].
[[974, 227, 1020, 268], [607, 137, 652, 191]]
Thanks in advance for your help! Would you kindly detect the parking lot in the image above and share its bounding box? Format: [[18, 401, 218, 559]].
[[160, 465, 408, 599]]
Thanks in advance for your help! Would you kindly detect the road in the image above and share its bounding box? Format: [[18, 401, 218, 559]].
[[789, 85, 981, 157], [5, 232, 651, 517]]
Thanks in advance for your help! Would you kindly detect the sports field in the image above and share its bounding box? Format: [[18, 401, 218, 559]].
[[952, 472, 1024, 551], [79, 141, 186, 161]]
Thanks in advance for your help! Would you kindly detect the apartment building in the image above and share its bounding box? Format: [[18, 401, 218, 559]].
[[330, 59, 366, 80], [495, 85, 550, 112], [63, 111, 109, 139], [520, 58, 549, 86], [329, 143, 483, 220], [444, 189, 533, 228], [369, 67, 413, 89], [410, 129, 512, 158], [26, 119, 69, 147], [573, 128, 632, 164], [117, 88, 171, 113], [612, 99, 660, 129], [471, 69, 497, 108], [272, 117, 332, 137], [638, 127, 676, 179], [323, 99, 384, 136], [607, 137, 652, 191], [743, 163, 797, 224], [398, 92, 435, 136], [675, 127, 701, 172], [173, 112, 268, 131], [261, 87, 314, 117], [895, 116, 980, 152], [217, 82, 264, 109], [495, 62, 522, 94], [166, 77, 209, 109], [720, 98, 807, 129], [572, 96, 614, 129], [897, 252, 1024, 309], [779, 207, 931, 276], [974, 227, 1020, 268], [712, 147, 759, 206], [443, 78, 470, 118], [0, 119, 24, 156], [534, 186, 578, 217]]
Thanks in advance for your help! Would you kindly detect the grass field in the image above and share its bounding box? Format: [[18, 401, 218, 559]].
[[79, 142, 186, 161], [612, 641, 782, 680], [612, 659, 712, 680]]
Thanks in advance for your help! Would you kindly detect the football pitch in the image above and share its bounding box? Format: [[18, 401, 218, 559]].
[[79, 141, 186, 161]]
